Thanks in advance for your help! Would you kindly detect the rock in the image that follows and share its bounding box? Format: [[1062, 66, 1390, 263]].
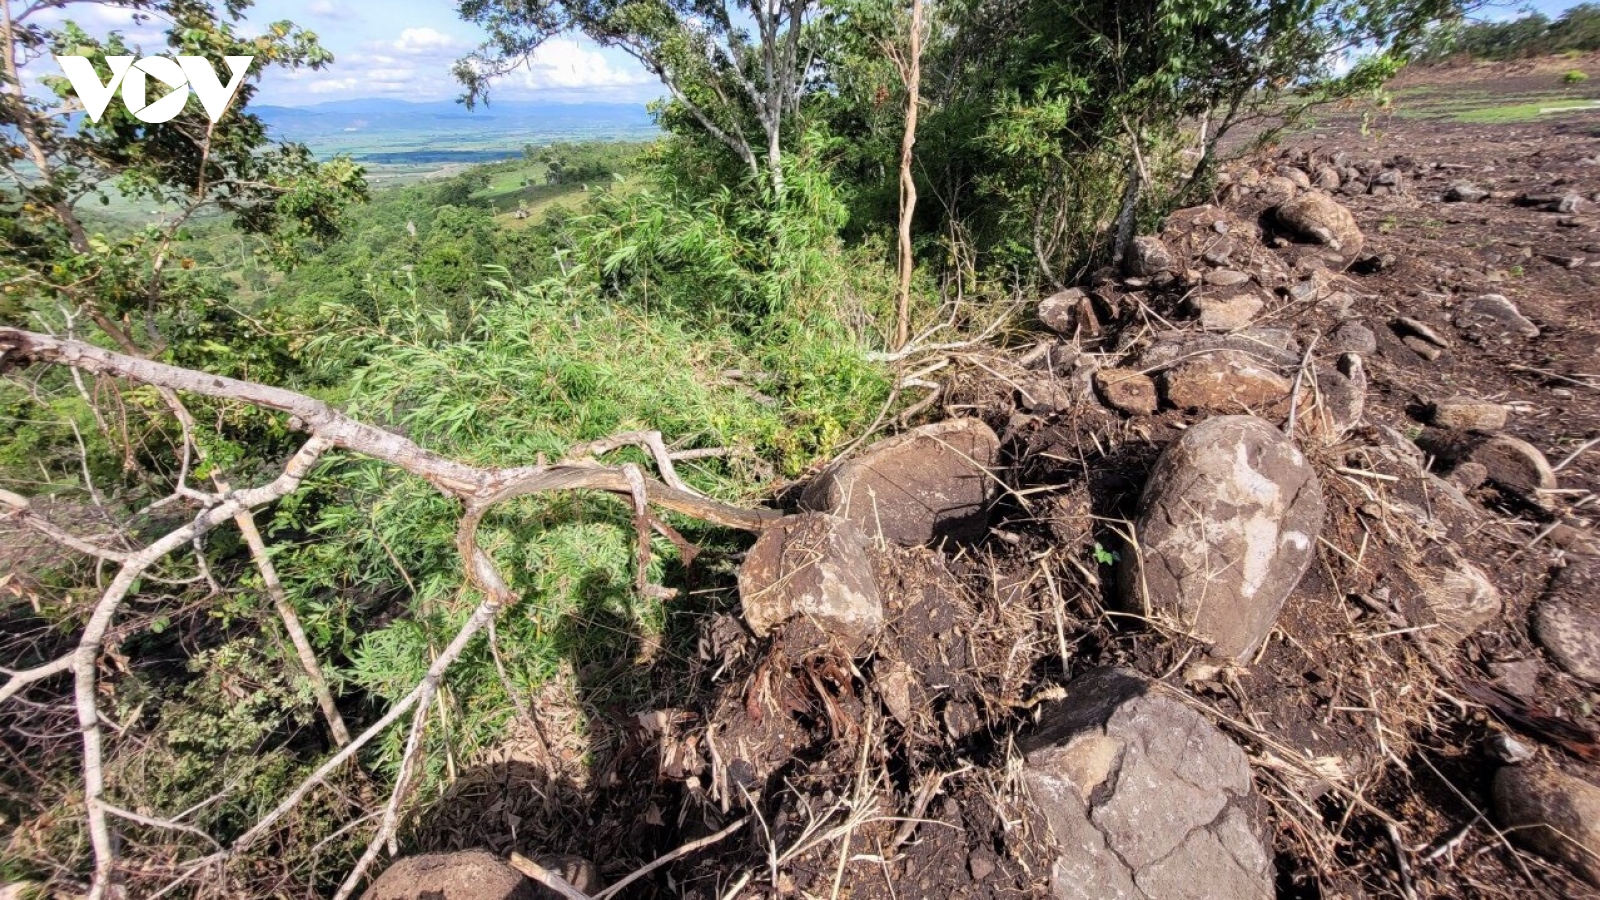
[[1205, 269, 1252, 287], [1467, 434, 1557, 502], [1420, 554, 1502, 642], [1488, 732, 1536, 764], [1018, 375, 1077, 416], [1329, 322, 1377, 355], [1094, 368, 1159, 417], [535, 856, 602, 895], [1135, 329, 1300, 372], [1392, 317, 1450, 349], [1277, 165, 1312, 189], [1544, 253, 1586, 269], [1493, 763, 1600, 886], [1313, 166, 1342, 191], [361, 851, 543, 900], [801, 419, 998, 546], [1259, 175, 1302, 203], [1310, 355, 1365, 438], [1163, 352, 1291, 414], [1444, 181, 1489, 202], [1123, 416, 1324, 659], [1039, 288, 1098, 337], [1489, 659, 1542, 701], [1449, 461, 1489, 491], [1275, 192, 1364, 255], [1191, 289, 1266, 331], [1402, 336, 1442, 360], [1535, 562, 1600, 684], [738, 513, 884, 653], [1021, 668, 1273, 900], [1457, 294, 1539, 340], [1125, 236, 1176, 277], [1430, 398, 1508, 431]]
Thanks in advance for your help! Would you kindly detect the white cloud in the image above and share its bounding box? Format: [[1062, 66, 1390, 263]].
[[393, 27, 467, 54], [306, 0, 361, 21], [507, 38, 654, 90]]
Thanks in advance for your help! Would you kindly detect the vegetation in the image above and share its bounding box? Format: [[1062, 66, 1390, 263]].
[[1417, 3, 1600, 62], [0, 0, 1484, 897]]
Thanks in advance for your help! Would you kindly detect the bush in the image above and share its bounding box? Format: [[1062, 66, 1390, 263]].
[[1565, 69, 1591, 84]]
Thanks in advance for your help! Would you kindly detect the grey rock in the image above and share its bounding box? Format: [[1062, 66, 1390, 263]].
[[1393, 317, 1450, 349], [1419, 553, 1502, 642], [1329, 322, 1378, 355], [1313, 166, 1342, 191], [1094, 368, 1160, 417], [1205, 269, 1252, 287], [1022, 668, 1273, 900], [1488, 732, 1535, 764], [1123, 416, 1325, 659], [738, 513, 883, 653], [1403, 336, 1443, 361], [1135, 329, 1300, 372], [1126, 236, 1177, 277], [1458, 294, 1539, 340], [1276, 192, 1364, 255], [1444, 181, 1489, 203], [1163, 352, 1291, 413], [1493, 763, 1600, 886], [362, 851, 545, 900], [1467, 434, 1557, 502], [1430, 398, 1509, 431], [1535, 561, 1600, 684], [801, 419, 999, 546], [1489, 659, 1542, 701], [1191, 289, 1266, 332], [1040, 288, 1096, 337]]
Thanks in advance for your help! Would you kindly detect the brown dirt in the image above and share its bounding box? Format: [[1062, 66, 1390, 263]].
[[396, 66, 1600, 900]]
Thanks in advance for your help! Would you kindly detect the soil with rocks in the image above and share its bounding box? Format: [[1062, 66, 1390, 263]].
[[364, 72, 1600, 900]]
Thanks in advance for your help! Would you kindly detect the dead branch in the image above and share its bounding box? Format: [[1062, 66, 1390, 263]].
[[0, 324, 783, 896], [0, 327, 779, 531]]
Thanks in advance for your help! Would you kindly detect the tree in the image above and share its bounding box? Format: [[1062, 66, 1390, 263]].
[[918, 0, 1474, 284], [454, 0, 815, 196], [1, 6, 364, 896]]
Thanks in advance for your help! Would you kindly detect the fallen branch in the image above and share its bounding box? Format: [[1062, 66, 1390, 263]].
[[0, 324, 783, 897]]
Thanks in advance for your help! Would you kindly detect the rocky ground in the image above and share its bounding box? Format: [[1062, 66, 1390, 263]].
[[363, 74, 1600, 900]]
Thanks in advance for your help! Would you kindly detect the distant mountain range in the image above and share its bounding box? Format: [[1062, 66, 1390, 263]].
[[253, 98, 660, 164]]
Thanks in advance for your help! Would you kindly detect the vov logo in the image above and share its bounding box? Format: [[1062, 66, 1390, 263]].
[[54, 55, 254, 124]]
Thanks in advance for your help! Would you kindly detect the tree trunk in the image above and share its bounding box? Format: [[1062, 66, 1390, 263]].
[[894, 0, 925, 351]]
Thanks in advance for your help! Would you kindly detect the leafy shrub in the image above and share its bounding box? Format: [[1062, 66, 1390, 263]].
[[1565, 69, 1591, 84]]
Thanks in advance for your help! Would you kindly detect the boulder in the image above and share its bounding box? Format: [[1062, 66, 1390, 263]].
[[1094, 368, 1159, 417], [1534, 561, 1600, 684], [1430, 398, 1508, 431], [738, 513, 883, 653], [1125, 236, 1176, 277], [800, 419, 998, 546], [1457, 294, 1539, 341], [362, 851, 541, 900], [1162, 352, 1291, 414], [1021, 668, 1273, 900], [1123, 416, 1324, 659], [1493, 763, 1600, 887], [1275, 192, 1364, 255]]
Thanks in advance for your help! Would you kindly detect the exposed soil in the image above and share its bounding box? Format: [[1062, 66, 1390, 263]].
[[395, 63, 1600, 900]]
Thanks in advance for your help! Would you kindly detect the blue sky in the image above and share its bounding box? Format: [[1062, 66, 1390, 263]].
[[29, 0, 1600, 108], [34, 0, 662, 106]]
